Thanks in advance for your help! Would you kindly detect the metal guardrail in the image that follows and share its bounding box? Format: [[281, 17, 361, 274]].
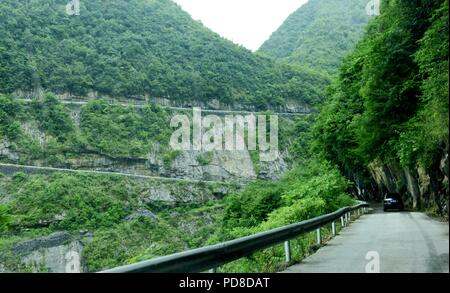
[[99, 202, 369, 273]]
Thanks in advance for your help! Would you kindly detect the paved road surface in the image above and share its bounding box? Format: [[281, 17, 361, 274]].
[[283, 206, 449, 273]]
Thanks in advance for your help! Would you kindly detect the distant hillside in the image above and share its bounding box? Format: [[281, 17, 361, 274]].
[[258, 0, 369, 75], [0, 0, 329, 108]]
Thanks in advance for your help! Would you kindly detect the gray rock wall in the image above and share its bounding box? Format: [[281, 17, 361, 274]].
[[366, 156, 448, 214], [12, 90, 312, 114], [14, 232, 85, 273], [0, 104, 291, 182]]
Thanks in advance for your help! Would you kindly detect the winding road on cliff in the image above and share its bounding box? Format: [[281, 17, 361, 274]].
[[16, 98, 309, 116], [0, 162, 228, 184], [283, 206, 449, 273]]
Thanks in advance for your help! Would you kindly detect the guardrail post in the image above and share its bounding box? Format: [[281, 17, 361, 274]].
[[99, 202, 370, 273], [316, 228, 321, 245], [284, 241, 291, 263]]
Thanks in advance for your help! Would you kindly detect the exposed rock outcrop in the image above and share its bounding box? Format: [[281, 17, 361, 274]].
[[2, 101, 291, 183], [14, 231, 85, 273], [258, 151, 289, 180], [150, 97, 311, 113], [169, 150, 257, 182], [125, 209, 158, 222], [0, 140, 19, 161], [0, 163, 238, 205], [21, 122, 47, 146], [13, 91, 313, 114], [365, 154, 449, 215], [2, 148, 287, 183]]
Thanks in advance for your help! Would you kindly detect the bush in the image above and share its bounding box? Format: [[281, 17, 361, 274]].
[[220, 159, 354, 242], [0, 95, 22, 141], [0, 205, 11, 232], [222, 181, 283, 232], [30, 94, 75, 142]]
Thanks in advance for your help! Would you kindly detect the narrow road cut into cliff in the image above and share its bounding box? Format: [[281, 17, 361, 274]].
[[283, 206, 449, 273]]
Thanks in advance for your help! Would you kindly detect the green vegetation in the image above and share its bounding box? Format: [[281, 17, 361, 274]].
[[1, 93, 358, 272], [0, 94, 173, 163], [218, 160, 353, 240], [1, 0, 446, 274], [0, 171, 225, 272], [314, 0, 448, 173], [196, 152, 213, 166], [162, 150, 182, 169], [30, 95, 75, 142], [259, 0, 369, 76], [83, 220, 186, 272], [6, 172, 136, 230], [0, 0, 328, 107], [206, 0, 449, 271], [398, 0, 449, 169], [0, 105, 357, 272], [313, 0, 448, 213], [0, 95, 22, 141], [205, 109, 356, 272], [0, 205, 10, 232], [80, 99, 172, 158], [208, 159, 354, 272]]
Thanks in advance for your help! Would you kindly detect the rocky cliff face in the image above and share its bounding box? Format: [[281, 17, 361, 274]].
[[1, 93, 299, 272], [0, 163, 237, 206], [12, 232, 85, 273], [149, 97, 312, 114], [0, 141, 288, 183], [169, 150, 257, 182], [0, 140, 19, 161], [0, 103, 291, 183], [12, 90, 312, 114], [361, 153, 449, 215]]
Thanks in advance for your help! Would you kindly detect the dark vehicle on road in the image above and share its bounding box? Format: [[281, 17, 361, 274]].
[[384, 193, 404, 211]]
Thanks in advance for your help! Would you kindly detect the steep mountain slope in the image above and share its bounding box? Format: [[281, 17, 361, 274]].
[[0, 0, 324, 273], [0, 0, 328, 108], [258, 0, 369, 75], [314, 0, 448, 214], [0, 94, 295, 182]]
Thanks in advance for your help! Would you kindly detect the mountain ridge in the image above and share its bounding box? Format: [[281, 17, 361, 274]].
[[0, 0, 329, 108], [258, 0, 370, 75]]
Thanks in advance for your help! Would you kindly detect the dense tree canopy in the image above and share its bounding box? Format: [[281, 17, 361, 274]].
[[314, 0, 448, 172], [0, 93, 173, 162], [0, 0, 329, 107], [1, 0, 447, 273], [259, 0, 370, 76]]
